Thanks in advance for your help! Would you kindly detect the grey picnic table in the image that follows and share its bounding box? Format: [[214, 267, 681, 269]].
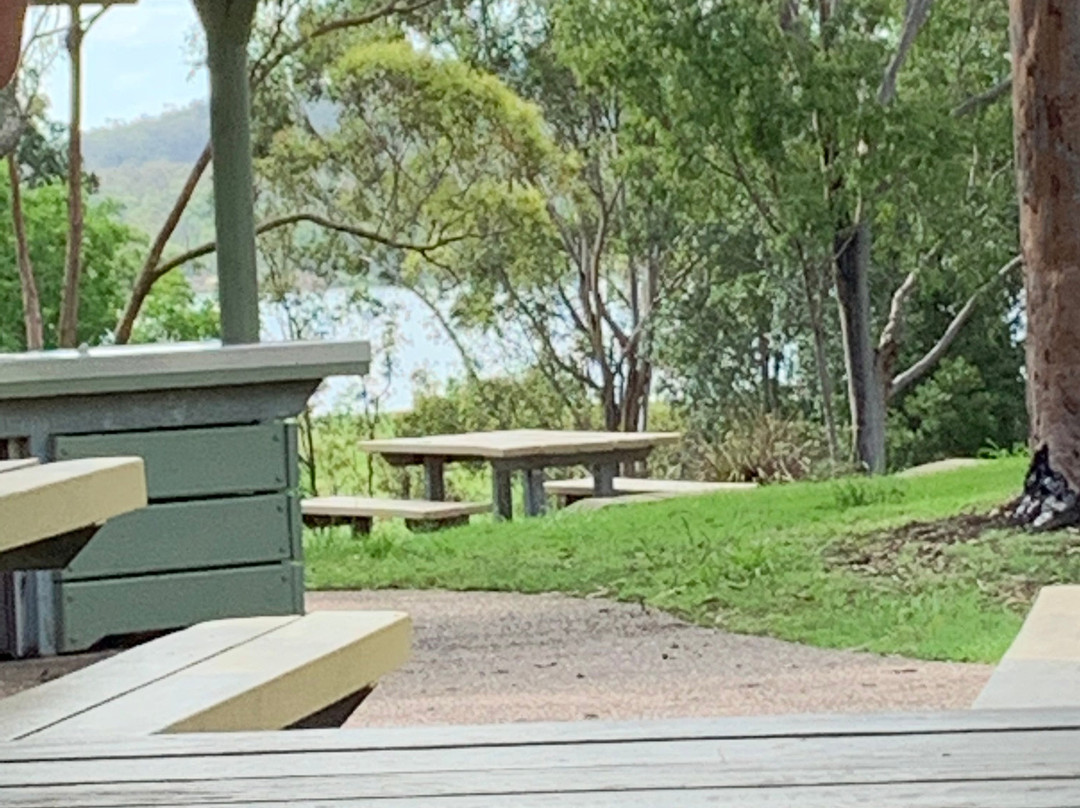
[[2, 707, 1078, 805], [358, 429, 680, 520]]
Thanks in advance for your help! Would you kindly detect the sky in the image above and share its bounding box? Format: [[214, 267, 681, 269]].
[[38, 0, 206, 130]]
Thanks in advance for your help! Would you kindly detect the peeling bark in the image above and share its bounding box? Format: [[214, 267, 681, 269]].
[[1010, 0, 1080, 528]]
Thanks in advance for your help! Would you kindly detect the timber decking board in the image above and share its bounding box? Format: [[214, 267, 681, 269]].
[[1, 709, 1079, 807], [302, 497, 491, 521], [28, 610, 411, 739], [358, 429, 680, 461], [0, 458, 146, 555]]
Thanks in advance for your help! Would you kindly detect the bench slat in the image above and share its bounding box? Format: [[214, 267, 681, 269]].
[[303, 496, 490, 521], [0, 616, 297, 741], [974, 586, 1080, 709], [26, 611, 411, 739], [544, 477, 755, 497]]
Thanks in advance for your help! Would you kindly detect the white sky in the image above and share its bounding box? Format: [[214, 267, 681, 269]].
[[37, 0, 206, 130]]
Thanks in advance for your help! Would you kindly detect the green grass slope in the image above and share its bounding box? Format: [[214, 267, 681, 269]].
[[306, 457, 1069, 662]]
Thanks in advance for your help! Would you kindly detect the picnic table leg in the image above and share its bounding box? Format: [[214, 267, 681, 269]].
[[492, 466, 513, 521], [592, 462, 618, 498], [523, 469, 547, 517], [423, 457, 446, 501]]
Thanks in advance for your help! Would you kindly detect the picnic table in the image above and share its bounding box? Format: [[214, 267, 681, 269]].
[[0, 456, 147, 571], [358, 429, 680, 520], [3, 707, 1076, 805]]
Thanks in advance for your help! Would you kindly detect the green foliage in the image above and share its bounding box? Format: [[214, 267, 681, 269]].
[[681, 412, 843, 484], [130, 272, 220, 344], [306, 456, 1030, 662], [889, 357, 1026, 471], [0, 183, 142, 351], [395, 369, 598, 438]]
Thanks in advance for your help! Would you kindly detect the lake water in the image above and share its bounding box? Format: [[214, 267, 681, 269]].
[[259, 286, 515, 414]]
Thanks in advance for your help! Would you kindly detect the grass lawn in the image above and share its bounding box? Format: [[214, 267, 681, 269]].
[[305, 456, 1080, 663]]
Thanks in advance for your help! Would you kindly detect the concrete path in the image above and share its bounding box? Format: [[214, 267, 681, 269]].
[[309, 590, 993, 727]]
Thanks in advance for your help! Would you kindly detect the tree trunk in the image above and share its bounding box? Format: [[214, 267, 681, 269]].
[[834, 219, 887, 473], [801, 258, 841, 460], [57, 5, 84, 348], [1010, 1, 1080, 529], [8, 153, 43, 350]]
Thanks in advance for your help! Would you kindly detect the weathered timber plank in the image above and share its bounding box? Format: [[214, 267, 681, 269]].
[[62, 494, 295, 580], [0, 458, 146, 555], [544, 477, 757, 497], [4, 746, 1080, 807], [4, 728, 1079, 787], [0, 458, 39, 474], [111, 781, 1080, 808], [57, 563, 303, 653], [31, 611, 411, 739], [301, 497, 490, 521], [5, 708, 1080, 762], [0, 616, 296, 742], [53, 423, 290, 500], [359, 429, 680, 461]]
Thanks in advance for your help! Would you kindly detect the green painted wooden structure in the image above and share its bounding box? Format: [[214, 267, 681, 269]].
[[0, 342, 370, 657]]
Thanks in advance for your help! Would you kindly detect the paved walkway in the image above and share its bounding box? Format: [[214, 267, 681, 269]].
[[309, 590, 993, 727]]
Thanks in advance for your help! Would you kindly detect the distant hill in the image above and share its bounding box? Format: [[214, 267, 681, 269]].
[[84, 102, 215, 250], [84, 102, 209, 169]]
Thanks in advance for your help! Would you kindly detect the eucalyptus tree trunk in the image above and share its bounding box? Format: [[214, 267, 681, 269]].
[[1010, 1, 1080, 529], [834, 219, 887, 473]]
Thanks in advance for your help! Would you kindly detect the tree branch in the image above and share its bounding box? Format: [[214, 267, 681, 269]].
[[890, 255, 1023, 398], [951, 78, 1012, 117], [115, 212, 482, 343], [878, 0, 935, 105]]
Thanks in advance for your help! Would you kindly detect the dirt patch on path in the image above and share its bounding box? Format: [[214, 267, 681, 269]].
[[309, 590, 993, 727]]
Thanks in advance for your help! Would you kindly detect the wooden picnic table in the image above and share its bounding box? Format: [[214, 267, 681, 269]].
[[2, 707, 1077, 805], [358, 429, 680, 520], [0, 457, 147, 571]]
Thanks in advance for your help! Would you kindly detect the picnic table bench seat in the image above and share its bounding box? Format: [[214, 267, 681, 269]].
[[302, 496, 490, 533], [974, 585, 1080, 710], [0, 610, 411, 742], [544, 476, 756, 506]]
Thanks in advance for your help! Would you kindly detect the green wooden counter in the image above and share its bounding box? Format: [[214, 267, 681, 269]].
[[0, 340, 369, 657]]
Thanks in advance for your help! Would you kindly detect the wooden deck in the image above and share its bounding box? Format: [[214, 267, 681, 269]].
[[2, 708, 1078, 805]]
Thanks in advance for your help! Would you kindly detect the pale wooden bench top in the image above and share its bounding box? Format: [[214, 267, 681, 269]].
[[974, 585, 1080, 710], [544, 477, 757, 497], [303, 496, 491, 520], [359, 429, 680, 460], [0, 611, 411, 741], [0, 458, 40, 474], [0, 457, 147, 556]]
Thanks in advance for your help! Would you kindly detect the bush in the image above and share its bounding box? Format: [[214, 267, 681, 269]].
[[680, 412, 841, 484]]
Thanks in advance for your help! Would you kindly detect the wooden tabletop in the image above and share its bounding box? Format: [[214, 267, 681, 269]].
[[359, 429, 681, 460], [1, 708, 1077, 805], [0, 457, 147, 555]]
